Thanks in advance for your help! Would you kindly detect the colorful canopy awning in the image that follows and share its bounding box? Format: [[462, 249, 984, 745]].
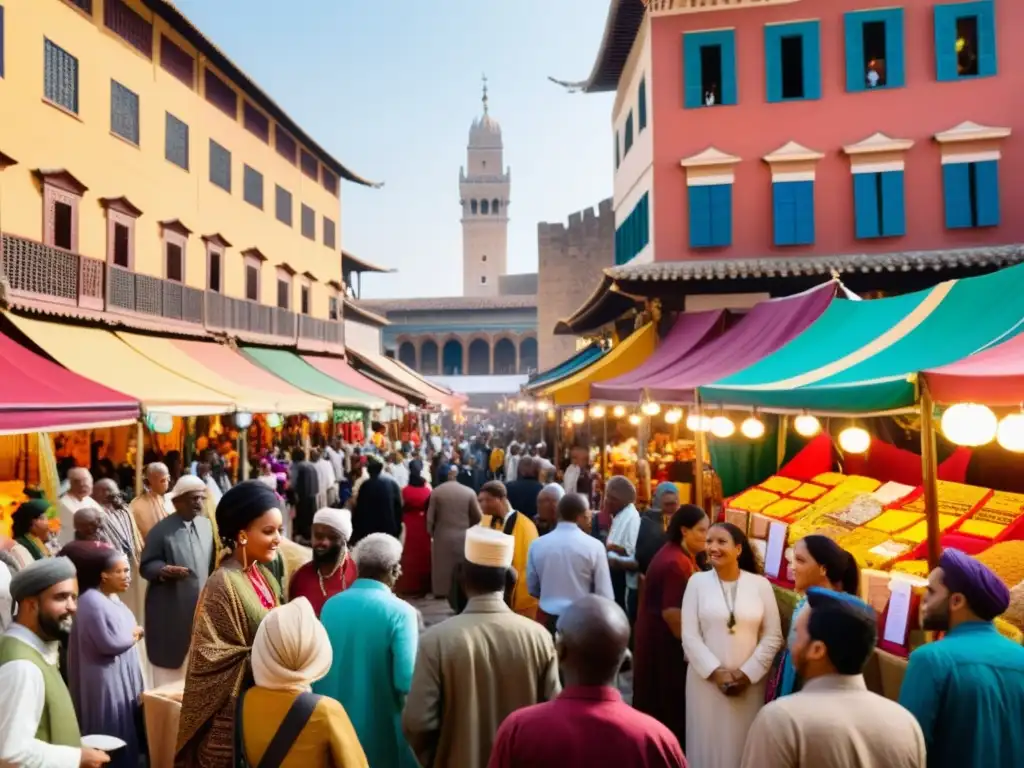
[[302, 355, 409, 408], [700, 263, 1024, 413], [539, 323, 657, 406], [5, 313, 234, 416], [525, 344, 607, 392], [594, 282, 837, 403], [117, 333, 332, 415], [924, 333, 1024, 406], [241, 347, 384, 410], [0, 326, 139, 434]]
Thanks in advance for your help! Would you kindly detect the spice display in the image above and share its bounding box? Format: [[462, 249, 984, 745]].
[[865, 510, 924, 534], [974, 541, 1024, 587], [897, 515, 961, 544], [830, 494, 884, 527], [812, 472, 846, 487], [728, 487, 780, 513], [761, 498, 808, 520], [891, 559, 930, 578], [789, 482, 827, 501], [760, 475, 802, 495], [959, 519, 1006, 540]]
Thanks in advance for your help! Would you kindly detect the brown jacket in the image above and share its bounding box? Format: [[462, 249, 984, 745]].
[[426, 480, 481, 597]]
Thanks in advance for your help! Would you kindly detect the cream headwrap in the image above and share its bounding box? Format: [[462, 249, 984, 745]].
[[465, 527, 515, 568], [251, 597, 332, 691], [312, 507, 353, 541], [169, 474, 207, 499]]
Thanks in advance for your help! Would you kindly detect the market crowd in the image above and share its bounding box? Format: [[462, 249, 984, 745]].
[[0, 429, 1022, 768]]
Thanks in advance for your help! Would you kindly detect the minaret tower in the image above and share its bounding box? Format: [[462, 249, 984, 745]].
[[460, 75, 510, 297]]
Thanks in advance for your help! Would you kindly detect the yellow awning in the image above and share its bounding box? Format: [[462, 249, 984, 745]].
[[5, 313, 234, 416], [116, 333, 333, 415], [541, 323, 657, 406]]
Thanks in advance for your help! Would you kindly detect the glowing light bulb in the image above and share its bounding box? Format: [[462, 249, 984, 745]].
[[628, 413, 641, 426], [794, 413, 821, 437], [590, 405, 606, 419], [612, 405, 626, 418], [941, 403, 997, 447], [997, 413, 1024, 452], [838, 426, 870, 454], [686, 412, 711, 432], [571, 408, 586, 425], [741, 416, 765, 439], [641, 400, 661, 417], [710, 416, 736, 438], [664, 408, 684, 425]]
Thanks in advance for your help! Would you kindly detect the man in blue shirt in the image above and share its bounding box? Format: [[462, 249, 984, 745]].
[[899, 548, 1024, 768], [527, 493, 614, 634]]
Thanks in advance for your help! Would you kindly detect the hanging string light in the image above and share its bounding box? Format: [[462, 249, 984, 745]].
[[741, 414, 765, 439], [571, 408, 586, 425], [687, 411, 711, 432], [664, 407, 684, 425], [590, 404, 606, 419], [613, 405, 627, 418], [640, 390, 661, 417], [941, 403, 997, 447], [838, 425, 870, 454], [536, 400, 550, 412], [794, 412, 822, 437], [628, 413, 641, 426], [710, 414, 736, 438], [997, 410, 1024, 452]]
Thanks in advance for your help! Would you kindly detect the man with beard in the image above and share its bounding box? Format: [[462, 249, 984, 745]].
[[288, 507, 357, 617], [0, 557, 110, 767], [899, 548, 1024, 768], [742, 588, 924, 768]]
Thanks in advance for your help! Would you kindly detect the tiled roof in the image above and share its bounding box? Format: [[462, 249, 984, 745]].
[[606, 245, 1024, 283], [357, 295, 538, 313]]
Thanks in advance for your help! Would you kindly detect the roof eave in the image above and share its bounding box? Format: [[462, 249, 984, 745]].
[[549, 0, 645, 94], [341, 250, 394, 275]]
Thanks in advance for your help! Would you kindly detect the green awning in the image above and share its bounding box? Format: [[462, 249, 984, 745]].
[[241, 347, 384, 410], [699, 262, 1024, 413]]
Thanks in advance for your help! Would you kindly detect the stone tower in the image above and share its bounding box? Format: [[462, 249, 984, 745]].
[[460, 77, 510, 297]]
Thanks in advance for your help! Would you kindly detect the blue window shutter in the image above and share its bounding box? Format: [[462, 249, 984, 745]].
[[802, 22, 822, 100], [974, 160, 1000, 226], [943, 163, 972, 229], [853, 173, 880, 239], [689, 186, 712, 248], [886, 9, 906, 87], [641, 193, 650, 249], [683, 35, 703, 108], [721, 31, 738, 105], [934, 6, 958, 81], [638, 78, 647, 130], [793, 181, 815, 245], [764, 27, 782, 102], [977, 1, 998, 77], [880, 170, 906, 236], [844, 14, 865, 92], [709, 184, 733, 246], [773, 183, 796, 246]]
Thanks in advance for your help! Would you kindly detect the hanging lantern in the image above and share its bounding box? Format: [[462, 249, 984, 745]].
[[741, 415, 765, 439], [571, 408, 586, 425], [941, 403, 997, 447], [590, 405, 606, 419], [686, 412, 711, 432], [612, 405, 626, 418], [838, 426, 870, 454], [641, 399, 661, 417], [628, 413, 641, 426], [794, 413, 821, 437], [234, 411, 253, 430], [710, 415, 736, 438], [664, 407, 684, 425], [536, 400, 550, 412], [145, 412, 173, 435], [266, 413, 283, 429], [997, 412, 1024, 452]]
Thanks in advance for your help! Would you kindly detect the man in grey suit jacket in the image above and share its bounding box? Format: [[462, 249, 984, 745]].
[[140, 475, 215, 687], [427, 476, 482, 598]]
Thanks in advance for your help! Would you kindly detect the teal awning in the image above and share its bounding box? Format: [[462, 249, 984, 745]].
[[525, 344, 606, 392], [241, 347, 383, 410]]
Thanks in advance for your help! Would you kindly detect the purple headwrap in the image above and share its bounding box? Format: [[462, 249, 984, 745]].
[[939, 548, 1010, 621]]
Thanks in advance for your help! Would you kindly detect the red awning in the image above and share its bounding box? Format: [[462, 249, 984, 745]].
[[925, 333, 1024, 405], [0, 328, 139, 433], [303, 356, 409, 408]]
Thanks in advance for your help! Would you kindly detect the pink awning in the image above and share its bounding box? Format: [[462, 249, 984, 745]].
[[925, 333, 1024, 405], [303, 356, 409, 408]]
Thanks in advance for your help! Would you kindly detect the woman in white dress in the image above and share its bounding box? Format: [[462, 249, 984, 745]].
[[682, 521, 783, 768]]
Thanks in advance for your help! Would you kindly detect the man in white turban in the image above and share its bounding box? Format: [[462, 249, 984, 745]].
[[239, 597, 369, 767], [288, 508, 356, 617]]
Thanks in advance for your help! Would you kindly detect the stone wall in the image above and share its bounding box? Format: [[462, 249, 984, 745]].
[[536, 198, 614, 369]]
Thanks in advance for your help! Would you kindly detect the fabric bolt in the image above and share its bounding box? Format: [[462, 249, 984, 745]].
[[67, 590, 144, 767], [315, 579, 420, 768], [682, 570, 784, 768], [526, 521, 614, 618], [488, 685, 687, 768], [427, 480, 483, 597], [396, 484, 432, 596]]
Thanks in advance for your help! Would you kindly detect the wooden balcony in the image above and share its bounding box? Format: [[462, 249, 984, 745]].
[[0, 233, 342, 348]]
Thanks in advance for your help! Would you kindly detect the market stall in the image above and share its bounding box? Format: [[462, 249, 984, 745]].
[[525, 342, 609, 393]]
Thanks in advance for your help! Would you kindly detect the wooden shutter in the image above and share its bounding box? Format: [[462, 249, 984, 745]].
[[880, 171, 906, 236], [942, 163, 972, 229], [974, 160, 1000, 227], [854, 173, 880, 239]]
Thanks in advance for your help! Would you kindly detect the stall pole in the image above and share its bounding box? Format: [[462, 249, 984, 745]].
[[600, 414, 608, 480], [919, 385, 941, 570], [553, 408, 561, 467], [239, 430, 249, 483], [134, 420, 144, 497], [693, 396, 705, 509]]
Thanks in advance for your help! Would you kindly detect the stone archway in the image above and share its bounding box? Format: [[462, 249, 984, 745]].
[[398, 340, 417, 370], [493, 337, 517, 375], [442, 338, 464, 375], [467, 338, 491, 375], [519, 336, 538, 374], [420, 339, 439, 375]]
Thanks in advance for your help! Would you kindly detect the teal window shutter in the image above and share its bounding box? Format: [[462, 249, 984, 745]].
[[683, 34, 703, 108], [765, 23, 819, 102], [854, 173, 880, 239], [709, 184, 733, 246], [638, 77, 647, 130], [689, 186, 712, 248], [886, 10, 906, 87], [844, 13, 865, 92], [720, 32, 738, 105], [624, 112, 634, 154], [934, 6, 959, 81], [802, 22, 822, 100], [880, 170, 906, 236], [773, 182, 796, 246], [793, 181, 815, 245], [943, 163, 972, 228], [974, 160, 1000, 226], [640, 193, 650, 248], [765, 27, 783, 102], [976, 1, 997, 77]]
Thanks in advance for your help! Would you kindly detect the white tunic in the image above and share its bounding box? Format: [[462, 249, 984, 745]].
[[682, 569, 784, 768]]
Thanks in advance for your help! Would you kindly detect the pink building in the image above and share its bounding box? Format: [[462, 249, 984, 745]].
[[557, 0, 1022, 315]]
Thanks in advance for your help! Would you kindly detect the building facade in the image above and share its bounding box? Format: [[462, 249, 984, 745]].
[[557, 0, 1021, 303], [0, 0, 375, 351]]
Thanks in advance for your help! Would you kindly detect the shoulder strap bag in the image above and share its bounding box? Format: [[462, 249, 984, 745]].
[[236, 690, 322, 768]]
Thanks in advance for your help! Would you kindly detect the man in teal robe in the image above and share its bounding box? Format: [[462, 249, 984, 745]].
[[315, 533, 419, 768], [899, 548, 1024, 768]]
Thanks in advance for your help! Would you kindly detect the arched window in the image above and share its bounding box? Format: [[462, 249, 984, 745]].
[[420, 340, 439, 375], [398, 341, 417, 370], [471, 200, 478, 215], [519, 337, 538, 374], [468, 339, 490, 375], [494, 338, 516, 375], [492, 198, 500, 214], [481, 199, 490, 215], [442, 339, 464, 375]]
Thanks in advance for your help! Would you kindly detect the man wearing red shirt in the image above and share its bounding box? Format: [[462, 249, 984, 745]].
[[288, 507, 357, 617]]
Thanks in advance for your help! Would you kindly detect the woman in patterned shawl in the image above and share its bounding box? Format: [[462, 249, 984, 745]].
[[175, 481, 284, 767]]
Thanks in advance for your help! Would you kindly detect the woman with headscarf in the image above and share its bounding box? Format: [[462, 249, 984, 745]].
[[175, 481, 284, 768], [10, 499, 54, 569], [239, 598, 368, 767], [765, 534, 860, 702], [633, 504, 709, 750], [396, 460, 431, 597], [635, 482, 682, 575], [68, 546, 145, 768]]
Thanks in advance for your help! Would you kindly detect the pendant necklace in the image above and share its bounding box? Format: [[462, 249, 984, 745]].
[[318, 554, 349, 597], [717, 573, 739, 634]]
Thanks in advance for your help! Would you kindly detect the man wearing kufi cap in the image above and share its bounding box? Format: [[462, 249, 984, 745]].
[[0, 558, 110, 767], [288, 507, 357, 617], [404, 526, 560, 768], [899, 548, 1024, 768], [139, 474, 215, 688]]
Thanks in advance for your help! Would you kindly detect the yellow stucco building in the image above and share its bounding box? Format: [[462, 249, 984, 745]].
[[0, 0, 376, 351]]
